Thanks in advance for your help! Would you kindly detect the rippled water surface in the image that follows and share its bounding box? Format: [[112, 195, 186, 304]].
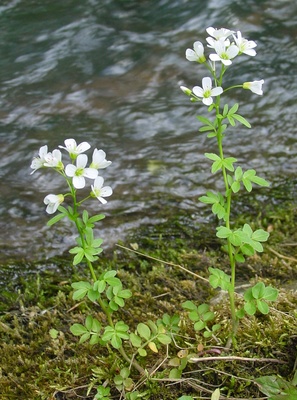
[[0, 0, 296, 261]]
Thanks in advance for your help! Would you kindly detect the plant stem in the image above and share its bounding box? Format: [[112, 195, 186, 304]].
[[215, 93, 238, 343]]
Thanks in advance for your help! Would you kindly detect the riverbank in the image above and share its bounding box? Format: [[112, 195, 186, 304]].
[[1, 180, 296, 399]]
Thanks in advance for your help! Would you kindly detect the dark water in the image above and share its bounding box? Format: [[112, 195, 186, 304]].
[[0, 0, 296, 262]]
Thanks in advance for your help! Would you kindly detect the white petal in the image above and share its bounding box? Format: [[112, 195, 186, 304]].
[[203, 97, 213, 106], [202, 77, 212, 91], [227, 45, 239, 58], [206, 27, 215, 37], [94, 176, 104, 189], [186, 49, 197, 61], [64, 138, 76, 150], [193, 41, 204, 56], [77, 142, 91, 153], [73, 175, 85, 189], [211, 87, 223, 96], [101, 186, 113, 197], [76, 154, 88, 168], [243, 48, 256, 56], [39, 145, 48, 158], [192, 86, 204, 98], [97, 196, 107, 205], [65, 164, 76, 177], [221, 59, 232, 66], [209, 54, 221, 62], [83, 168, 98, 179]]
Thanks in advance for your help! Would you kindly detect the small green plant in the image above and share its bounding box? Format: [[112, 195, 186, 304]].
[[182, 300, 221, 338], [30, 139, 179, 397], [180, 27, 278, 344]]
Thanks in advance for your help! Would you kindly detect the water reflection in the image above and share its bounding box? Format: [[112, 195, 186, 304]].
[[0, 0, 296, 261]]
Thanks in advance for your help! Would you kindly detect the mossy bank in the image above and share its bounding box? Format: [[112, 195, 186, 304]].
[[0, 179, 297, 399]]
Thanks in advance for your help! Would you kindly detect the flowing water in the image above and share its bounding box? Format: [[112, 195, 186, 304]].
[[0, 0, 296, 262]]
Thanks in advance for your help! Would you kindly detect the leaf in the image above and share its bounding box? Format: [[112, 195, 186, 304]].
[[111, 335, 122, 349], [244, 301, 256, 315], [263, 286, 279, 301], [148, 341, 158, 353], [233, 113, 251, 128], [137, 323, 151, 341], [231, 181, 241, 193], [79, 332, 91, 344], [229, 103, 239, 115], [72, 281, 92, 300], [257, 299, 269, 314], [205, 152, 221, 161], [130, 332, 142, 347], [157, 333, 172, 345], [89, 213, 105, 223], [211, 389, 221, 400], [256, 375, 287, 396], [138, 348, 147, 357], [252, 229, 270, 242], [182, 300, 197, 311], [70, 323, 88, 336], [73, 250, 85, 265], [194, 320, 205, 331], [250, 175, 270, 187], [199, 191, 219, 204], [197, 116, 214, 127], [47, 212, 66, 226], [169, 368, 182, 379], [85, 315, 93, 331], [216, 226, 232, 239], [252, 282, 265, 299]]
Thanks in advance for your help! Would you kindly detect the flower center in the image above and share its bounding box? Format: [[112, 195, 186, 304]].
[[204, 89, 211, 98], [75, 167, 84, 177], [221, 52, 229, 60]]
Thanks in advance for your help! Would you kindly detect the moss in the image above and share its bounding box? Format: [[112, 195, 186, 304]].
[[0, 181, 297, 399]]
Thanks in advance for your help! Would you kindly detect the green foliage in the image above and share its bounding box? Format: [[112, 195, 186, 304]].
[[182, 300, 220, 338], [130, 318, 174, 357], [255, 373, 297, 400], [199, 191, 227, 221], [208, 267, 231, 291], [94, 385, 111, 400], [102, 321, 130, 349], [241, 282, 278, 316], [70, 315, 102, 345]]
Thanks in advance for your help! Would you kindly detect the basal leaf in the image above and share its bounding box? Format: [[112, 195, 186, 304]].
[[263, 286, 279, 301], [257, 299, 269, 314]]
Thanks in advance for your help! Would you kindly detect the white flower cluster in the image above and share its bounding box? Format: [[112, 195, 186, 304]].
[[30, 138, 113, 213], [181, 27, 264, 105]]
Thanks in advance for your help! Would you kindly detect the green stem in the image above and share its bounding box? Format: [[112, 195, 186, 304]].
[[214, 85, 238, 343]]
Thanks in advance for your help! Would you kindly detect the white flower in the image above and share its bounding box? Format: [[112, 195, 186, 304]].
[[44, 194, 64, 214], [30, 145, 48, 174], [89, 149, 112, 170], [206, 27, 234, 40], [59, 138, 91, 159], [206, 27, 234, 48], [91, 176, 113, 204], [192, 77, 223, 106], [233, 31, 257, 56], [243, 80, 264, 95], [185, 41, 206, 63], [65, 154, 98, 189], [209, 39, 239, 65], [44, 149, 64, 169]]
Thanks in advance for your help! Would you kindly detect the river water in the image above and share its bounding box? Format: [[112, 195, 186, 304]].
[[0, 0, 296, 262]]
